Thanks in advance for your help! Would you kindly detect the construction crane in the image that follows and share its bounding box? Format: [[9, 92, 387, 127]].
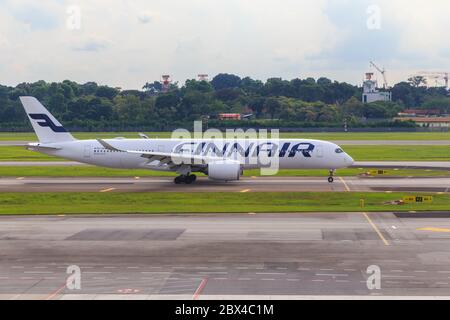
[[370, 61, 389, 89], [417, 71, 449, 89]]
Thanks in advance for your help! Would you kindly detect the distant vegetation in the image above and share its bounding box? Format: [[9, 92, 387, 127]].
[[1, 74, 449, 131]]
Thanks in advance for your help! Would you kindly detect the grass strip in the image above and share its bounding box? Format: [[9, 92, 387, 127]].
[[0, 192, 448, 215]]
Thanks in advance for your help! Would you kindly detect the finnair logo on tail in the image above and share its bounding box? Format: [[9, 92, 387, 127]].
[[29, 114, 67, 133]]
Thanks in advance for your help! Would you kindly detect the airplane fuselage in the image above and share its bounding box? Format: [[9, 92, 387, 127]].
[[30, 138, 354, 172]]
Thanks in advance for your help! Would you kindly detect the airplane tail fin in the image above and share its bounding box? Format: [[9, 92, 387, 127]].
[[19, 96, 75, 143]]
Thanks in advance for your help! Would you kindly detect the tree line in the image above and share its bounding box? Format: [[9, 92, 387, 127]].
[[0, 74, 449, 131]]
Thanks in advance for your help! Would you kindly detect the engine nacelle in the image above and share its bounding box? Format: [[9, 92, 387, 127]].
[[207, 160, 241, 181]]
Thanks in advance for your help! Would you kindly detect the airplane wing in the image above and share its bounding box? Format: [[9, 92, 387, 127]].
[[26, 142, 62, 150], [97, 139, 225, 167]]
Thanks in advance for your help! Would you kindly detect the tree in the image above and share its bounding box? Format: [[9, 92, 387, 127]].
[[240, 77, 263, 94], [0, 75, 448, 130], [113, 95, 142, 122], [263, 97, 281, 119], [214, 88, 241, 101], [263, 78, 295, 97], [408, 76, 427, 88], [96, 86, 119, 100], [80, 82, 98, 95], [142, 81, 162, 95], [248, 97, 265, 118], [317, 77, 332, 86], [342, 97, 364, 117], [184, 79, 213, 93], [422, 97, 450, 113], [211, 73, 241, 90]]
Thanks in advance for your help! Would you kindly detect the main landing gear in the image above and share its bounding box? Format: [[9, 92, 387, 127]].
[[328, 169, 335, 183], [174, 174, 197, 184]]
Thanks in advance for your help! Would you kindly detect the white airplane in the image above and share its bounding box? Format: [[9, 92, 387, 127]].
[[20, 96, 354, 184]]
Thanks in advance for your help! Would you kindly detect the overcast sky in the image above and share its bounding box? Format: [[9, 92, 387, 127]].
[[1, 0, 449, 89]]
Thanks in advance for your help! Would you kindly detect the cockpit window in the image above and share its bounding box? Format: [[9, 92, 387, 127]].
[[335, 148, 344, 154]]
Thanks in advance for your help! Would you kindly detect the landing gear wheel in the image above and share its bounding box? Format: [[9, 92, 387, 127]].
[[185, 174, 197, 184], [174, 174, 197, 184], [174, 176, 184, 184], [328, 169, 335, 183]]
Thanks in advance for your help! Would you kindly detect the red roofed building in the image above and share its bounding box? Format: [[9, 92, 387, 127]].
[[218, 113, 241, 120], [398, 109, 441, 117], [394, 116, 450, 128]]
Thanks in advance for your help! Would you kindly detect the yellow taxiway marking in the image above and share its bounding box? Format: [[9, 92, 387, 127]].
[[417, 227, 450, 233], [363, 212, 390, 246], [100, 188, 116, 193], [339, 177, 350, 192], [16, 177, 25, 180], [240, 189, 251, 193], [134, 177, 140, 180]]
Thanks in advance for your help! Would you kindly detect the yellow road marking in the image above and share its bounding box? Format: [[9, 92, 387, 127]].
[[417, 227, 450, 233], [363, 212, 390, 246], [339, 177, 350, 192], [240, 189, 251, 193], [100, 188, 116, 193]]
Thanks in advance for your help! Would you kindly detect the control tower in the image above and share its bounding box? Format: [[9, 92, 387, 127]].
[[362, 72, 391, 103], [161, 75, 172, 93]]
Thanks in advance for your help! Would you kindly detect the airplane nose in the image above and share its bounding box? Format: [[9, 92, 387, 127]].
[[346, 154, 354, 165]]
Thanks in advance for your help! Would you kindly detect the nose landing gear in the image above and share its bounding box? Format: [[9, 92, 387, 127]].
[[328, 169, 335, 183], [174, 174, 197, 184]]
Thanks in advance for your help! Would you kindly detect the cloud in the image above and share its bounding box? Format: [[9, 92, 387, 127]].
[[0, 0, 449, 89], [72, 39, 111, 52], [137, 11, 156, 24], [5, 0, 62, 30], [0, 33, 11, 48]]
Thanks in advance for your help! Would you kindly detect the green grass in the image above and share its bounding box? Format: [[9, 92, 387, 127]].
[[0, 131, 449, 141], [0, 192, 448, 215], [343, 145, 450, 161], [278, 132, 450, 140], [1, 145, 449, 162], [0, 166, 448, 177], [0, 146, 65, 161]]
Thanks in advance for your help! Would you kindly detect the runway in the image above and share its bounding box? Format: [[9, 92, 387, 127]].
[[2, 161, 450, 171], [1, 176, 449, 193], [1, 212, 450, 299]]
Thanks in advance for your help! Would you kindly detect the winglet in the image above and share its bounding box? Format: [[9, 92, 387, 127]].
[[138, 133, 149, 139], [97, 139, 123, 152]]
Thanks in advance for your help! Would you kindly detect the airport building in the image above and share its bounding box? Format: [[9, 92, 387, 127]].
[[394, 116, 450, 128], [362, 72, 392, 103]]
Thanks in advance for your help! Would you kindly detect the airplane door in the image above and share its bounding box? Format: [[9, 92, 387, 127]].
[[84, 145, 91, 158], [316, 146, 323, 158]]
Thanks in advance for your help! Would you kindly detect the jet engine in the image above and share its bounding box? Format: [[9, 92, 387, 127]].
[[207, 160, 241, 181]]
